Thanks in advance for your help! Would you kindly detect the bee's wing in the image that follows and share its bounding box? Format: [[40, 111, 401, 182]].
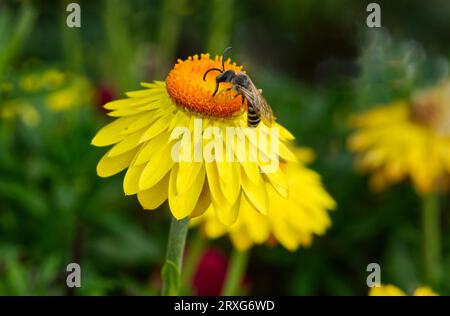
[[245, 79, 274, 125]]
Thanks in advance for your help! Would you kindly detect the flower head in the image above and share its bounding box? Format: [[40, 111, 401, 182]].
[[348, 80, 450, 195], [191, 148, 336, 251], [91, 53, 297, 225], [369, 284, 438, 296]]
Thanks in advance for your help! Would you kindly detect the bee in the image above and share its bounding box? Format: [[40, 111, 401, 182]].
[[202, 47, 274, 128]]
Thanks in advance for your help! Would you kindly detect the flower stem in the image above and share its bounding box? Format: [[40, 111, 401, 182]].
[[421, 192, 442, 286], [161, 217, 189, 295], [222, 250, 249, 296]]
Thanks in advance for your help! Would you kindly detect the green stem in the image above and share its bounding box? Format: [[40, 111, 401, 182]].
[[222, 249, 249, 296], [161, 217, 189, 295], [180, 230, 207, 295], [421, 192, 442, 286]]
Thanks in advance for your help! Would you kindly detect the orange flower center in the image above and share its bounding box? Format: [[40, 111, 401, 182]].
[[166, 54, 245, 118], [410, 81, 450, 136]]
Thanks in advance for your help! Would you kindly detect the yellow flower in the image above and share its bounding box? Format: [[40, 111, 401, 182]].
[[0, 99, 40, 127], [91, 54, 297, 225], [369, 284, 438, 296], [190, 147, 336, 251], [19, 73, 41, 92], [348, 80, 450, 195], [46, 77, 92, 111], [41, 69, 66, 90], [412, 286, 439, 296]]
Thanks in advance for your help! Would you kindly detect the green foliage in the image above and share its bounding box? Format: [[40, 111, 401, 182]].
[[0, 0, 449, 296]]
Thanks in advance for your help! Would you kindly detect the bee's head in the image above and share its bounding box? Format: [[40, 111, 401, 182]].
[[216, 69, 236, 83]]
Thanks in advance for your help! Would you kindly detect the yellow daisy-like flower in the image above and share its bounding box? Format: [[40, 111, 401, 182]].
[[91, 54, 297, 225], [369, 284, 438, 296], [190, 148, 336, 251], [348, 80, 450, 195]]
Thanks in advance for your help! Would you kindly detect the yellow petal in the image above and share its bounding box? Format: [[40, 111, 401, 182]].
[[123, 163, 146, 195], [107, 128, 147, 157], [104, 95, 162, 110], [108, 106, 147, 117], [140, 114, 171, 142], [213, 191, 240, 226], [239, 161, 259, 183], [279, 141, 297, 162], [140, 81, 162, 89], [137, 173, 170, 209], [241, 168, 269, 214], [263, 166, 289, 198], [217, 161, 241, 205], [119, 111, 159, 135], [168, 164, 206, 219], [139, 140, 175, 190], [229, 229, 253, 251], [126, 88, 164, 98], [134, 132, 168, 166], [276, 123, 295, 140], [203, 206, 227, 238], [241, 195, 270, 242], [190, 181, 212, 217], [176, 161, 204, 194], [271, 212, 299, 251], [91, 115, 140, 147], [205, 162, 228, 206], [96, 147, 138, 177]]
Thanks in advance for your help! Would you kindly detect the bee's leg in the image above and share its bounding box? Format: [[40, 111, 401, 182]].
[[212, 81, 220, 96], [240, 94, 246, 113]]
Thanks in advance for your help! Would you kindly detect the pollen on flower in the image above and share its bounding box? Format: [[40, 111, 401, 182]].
[[166, 53, 246, 118]]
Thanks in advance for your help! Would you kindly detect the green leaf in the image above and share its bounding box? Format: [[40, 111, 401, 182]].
[[161, 260, 180, 296]]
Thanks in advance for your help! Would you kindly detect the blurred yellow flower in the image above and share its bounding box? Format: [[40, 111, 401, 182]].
[[191, 148, 336, 251], [19, 73, 41, 92], [46, 77, 92, 111], [369, 284, 438, 296], [348, 80, 450, 195], [0, 99, 40, 127], [19, 69, 66, 92], [41, 69, 66, 90], [91, 54, 297, 225]]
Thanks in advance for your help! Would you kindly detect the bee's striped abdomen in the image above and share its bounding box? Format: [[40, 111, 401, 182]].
[[247, 103, 260, 128]]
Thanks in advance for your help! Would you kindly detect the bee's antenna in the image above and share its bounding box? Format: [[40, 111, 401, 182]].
[[203, 68, 223, 81], [222, 46, 232, 70]]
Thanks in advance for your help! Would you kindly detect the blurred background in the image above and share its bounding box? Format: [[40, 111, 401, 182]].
[[1, 0, 449, 295]]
